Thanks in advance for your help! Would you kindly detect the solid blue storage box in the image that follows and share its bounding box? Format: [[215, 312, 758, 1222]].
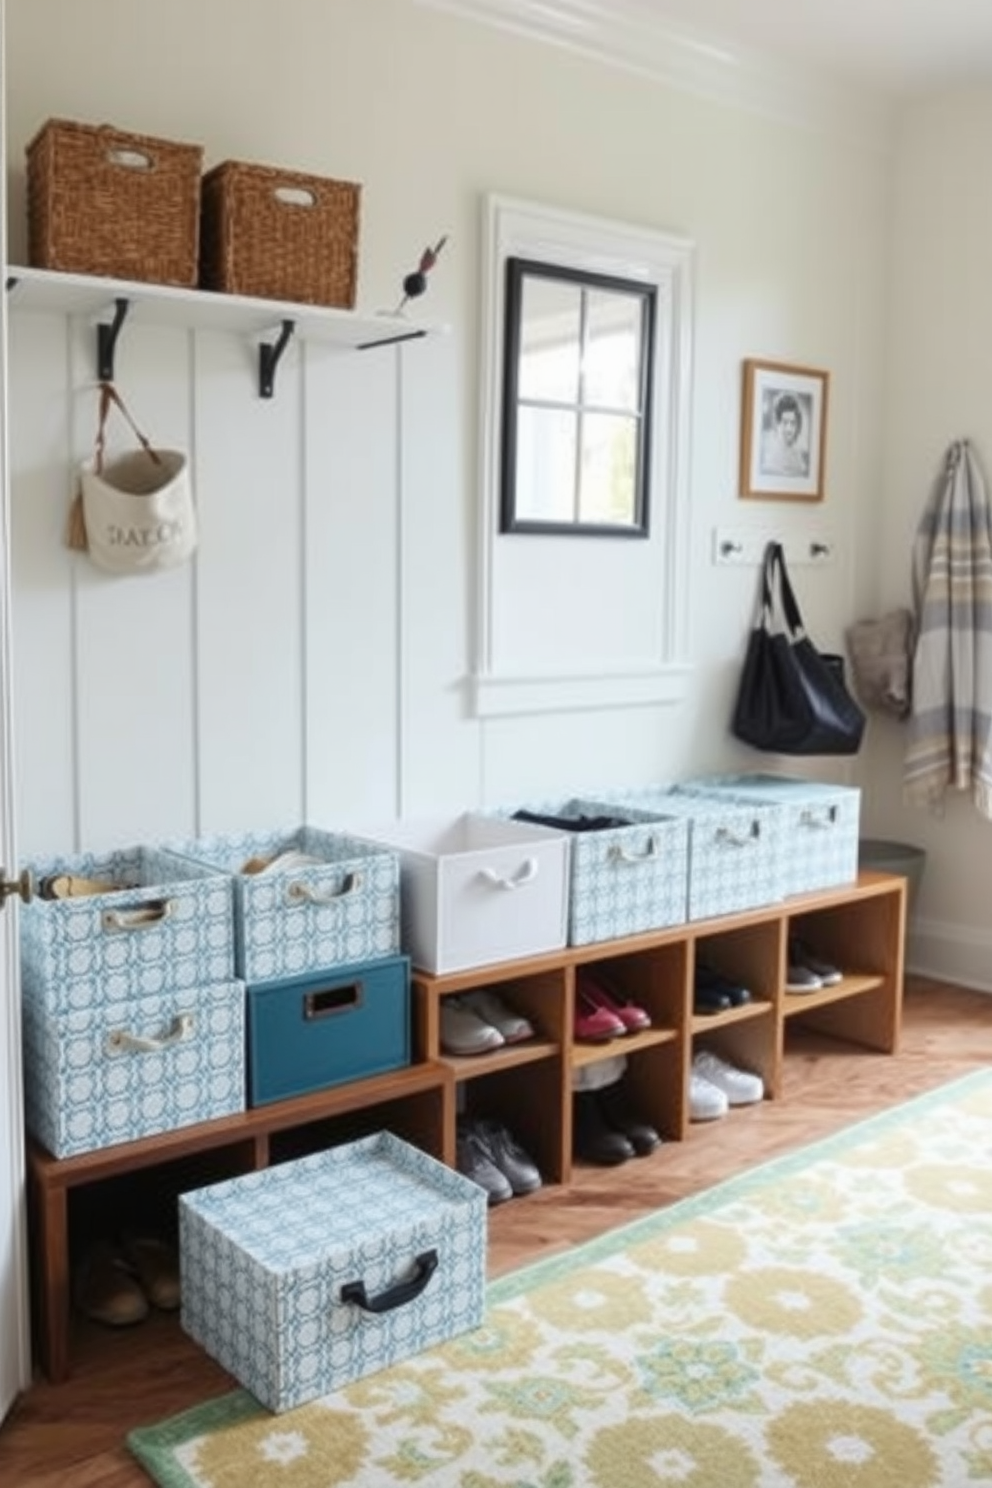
[[246, 955, 411, 1106]]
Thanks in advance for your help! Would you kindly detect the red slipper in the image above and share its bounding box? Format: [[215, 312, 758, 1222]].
[[579, 971, 651, 1032]]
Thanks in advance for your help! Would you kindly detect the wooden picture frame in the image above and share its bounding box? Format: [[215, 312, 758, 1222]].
[[739, 358, 829, 502]]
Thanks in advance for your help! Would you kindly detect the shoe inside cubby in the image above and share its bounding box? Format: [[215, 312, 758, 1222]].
[[458, 1060, 566, 1187]]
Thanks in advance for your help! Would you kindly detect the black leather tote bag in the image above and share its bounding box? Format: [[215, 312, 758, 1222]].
[[731, 542, 865, 756]]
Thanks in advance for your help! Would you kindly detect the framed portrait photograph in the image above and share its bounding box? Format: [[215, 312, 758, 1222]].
[[739, 359, 830, 502]]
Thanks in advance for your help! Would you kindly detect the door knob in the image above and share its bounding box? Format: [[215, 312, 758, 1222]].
[[0, 868, 33, 906]]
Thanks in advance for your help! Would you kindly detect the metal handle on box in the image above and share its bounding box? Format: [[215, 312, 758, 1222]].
[[303, 982, 362, 1020], [340, 1250, 439, 1315]]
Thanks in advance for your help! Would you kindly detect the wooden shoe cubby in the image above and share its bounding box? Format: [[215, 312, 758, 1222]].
[[412, 870, 906, 1178], [26, 870, 904, 1385]]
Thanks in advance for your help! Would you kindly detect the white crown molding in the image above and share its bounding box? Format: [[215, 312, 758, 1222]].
[[413, 0, 895, 151]]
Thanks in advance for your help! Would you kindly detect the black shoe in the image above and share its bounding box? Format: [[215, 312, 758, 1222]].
[[471, 1118, 542, 1195], [695, 963, 751, 1009], [595, 1081, 662, 1156], [573, 1091, 635, 1165]]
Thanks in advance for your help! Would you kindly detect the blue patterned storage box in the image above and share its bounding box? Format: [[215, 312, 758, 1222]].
[[22, 979, 245, 1158], [247, 954, 411, 1106], [675, 773, 860, 897], [20, 846, 236, 1014], [500, 797, 689, 944], [353, 813, 570, 974], [180, 1133, 487, 1412], [164, 827, 400, 984], [602, 787, 787, 920]]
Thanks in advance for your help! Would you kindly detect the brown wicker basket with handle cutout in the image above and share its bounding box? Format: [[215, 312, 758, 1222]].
[[26, 119, 203, 287], [199, 160, 361, 309]]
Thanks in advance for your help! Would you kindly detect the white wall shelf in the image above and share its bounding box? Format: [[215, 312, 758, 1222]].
[[4, 265, 444, 396]]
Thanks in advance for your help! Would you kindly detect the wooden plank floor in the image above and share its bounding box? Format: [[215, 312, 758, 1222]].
[[1, 974, 987, 1487]]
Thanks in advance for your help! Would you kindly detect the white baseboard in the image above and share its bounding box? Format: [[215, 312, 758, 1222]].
[[907, 915, 992, 995]]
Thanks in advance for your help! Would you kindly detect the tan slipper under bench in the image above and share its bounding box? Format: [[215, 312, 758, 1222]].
[[119, 1233, 181, 1311]]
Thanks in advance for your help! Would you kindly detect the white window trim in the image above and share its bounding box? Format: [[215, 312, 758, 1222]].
[[474, 194, 695, 717]]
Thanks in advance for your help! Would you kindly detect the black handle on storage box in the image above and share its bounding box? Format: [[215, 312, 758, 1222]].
[[340, 1249, 439, 1314]]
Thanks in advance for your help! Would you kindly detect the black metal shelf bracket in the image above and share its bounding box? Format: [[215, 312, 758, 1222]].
[[97, 298, 130, 382], [259, 319, 296, 399]]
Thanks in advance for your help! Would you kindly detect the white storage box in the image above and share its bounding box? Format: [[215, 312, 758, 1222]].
[[500, 798, 689, 944], [675, 773, 860, 897], [22, 979, 245, 1158], [20, 846, 236, 1014], [603, 787, 787, 921], [164, 826, 400, 984], [180, 1132, 487, 1413], [355, 813, 570, 974]]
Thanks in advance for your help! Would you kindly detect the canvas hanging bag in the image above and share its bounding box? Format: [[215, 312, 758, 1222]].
[[68, 381, 197, 575], [731, 541, 866, 756]]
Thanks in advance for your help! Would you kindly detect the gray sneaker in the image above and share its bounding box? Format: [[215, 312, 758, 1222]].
[[472, 1118, 542, 1195], [456, 1125, 513, 1205]]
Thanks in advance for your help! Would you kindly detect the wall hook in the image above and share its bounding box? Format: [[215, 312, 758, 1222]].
[[809, 541, 831, 558], [97, 298, 130, 382], [259, 319, 296, 399], [720, 539, 743, 556]]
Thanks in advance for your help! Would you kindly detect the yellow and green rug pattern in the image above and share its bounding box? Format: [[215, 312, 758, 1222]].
[[130, 1070, 992, 1487]]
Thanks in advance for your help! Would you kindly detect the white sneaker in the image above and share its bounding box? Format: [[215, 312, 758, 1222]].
[[693, 1049, 764, 1106], [689, 1072, 729, 1121]]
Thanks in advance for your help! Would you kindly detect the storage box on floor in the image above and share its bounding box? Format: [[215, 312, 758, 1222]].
[[162, 826, 401, 983], [20, 846, 243, 1158], [353, 813, 571, 975], [600, 787, 787, 920], [673, 773, 860, 897], [180, 1132, 487, 1412], [497, 797, 690, 944]]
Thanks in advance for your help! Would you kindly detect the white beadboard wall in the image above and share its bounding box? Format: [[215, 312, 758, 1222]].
[[8, 309, 450, 860]]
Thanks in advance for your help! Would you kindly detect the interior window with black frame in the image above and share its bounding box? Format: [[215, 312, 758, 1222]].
[[500, 258, 656, 536]]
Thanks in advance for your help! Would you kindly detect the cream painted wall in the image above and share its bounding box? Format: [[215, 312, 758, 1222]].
[[4, 4, 889, 862], [872, 90, 992, 990]]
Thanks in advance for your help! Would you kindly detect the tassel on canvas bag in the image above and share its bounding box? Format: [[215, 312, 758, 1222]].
[[66, 381, 197, 575]]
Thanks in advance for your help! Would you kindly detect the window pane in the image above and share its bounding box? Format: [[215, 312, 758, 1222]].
[[578, 414, 638, 526], [516, 406, 578, 522], [518, 278, 582, 403], [583, 290, 643, 411]]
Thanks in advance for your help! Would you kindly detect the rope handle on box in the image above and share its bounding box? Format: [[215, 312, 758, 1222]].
[[285, 871, 363, 906], [478, 858, 539, 891], [106, 1012, 194, 1056], [94, 380, 163, 477], [101, 898, 175, 933], [608, 836, 659, 865], [714, 821, 761, 849], [798, 807, 839, 830]]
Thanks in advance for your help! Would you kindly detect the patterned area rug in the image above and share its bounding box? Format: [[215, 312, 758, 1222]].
[[129, 1070, 992, 1487]]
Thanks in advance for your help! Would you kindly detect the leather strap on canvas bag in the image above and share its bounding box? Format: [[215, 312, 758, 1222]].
[[93, 380, 163, 476]]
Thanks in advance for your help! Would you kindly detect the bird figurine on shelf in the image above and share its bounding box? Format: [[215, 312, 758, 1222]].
[[391, 235, 448, 316]]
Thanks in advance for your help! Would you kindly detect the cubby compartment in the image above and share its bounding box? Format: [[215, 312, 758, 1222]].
[[782, 875, 905, 1054], [459, 1060, 567, 1186]]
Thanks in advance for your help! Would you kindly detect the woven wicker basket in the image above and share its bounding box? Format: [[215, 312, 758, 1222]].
[[26, 119, 203, 287], [200, 160, 360, 309]]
